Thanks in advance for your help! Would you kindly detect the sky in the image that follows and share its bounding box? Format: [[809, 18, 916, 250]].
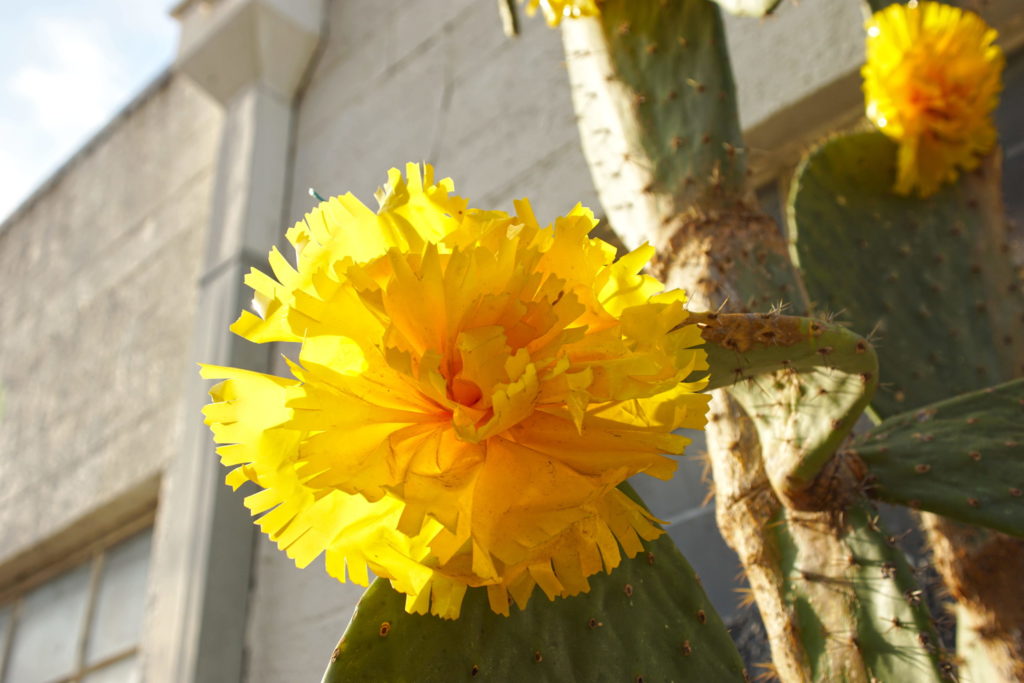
[[0, 1, 177, 222]]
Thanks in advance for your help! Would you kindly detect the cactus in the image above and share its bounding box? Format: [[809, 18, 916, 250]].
[[789, 130, 1024, 680], [848, 378, 1024, 537], [697, 312, 878, 507], [561, 0, 744, 250], [789, 132, 1024, 417], [562, 0, 802, 310], [771, 502, 948, 682], [561, 2, 951, 680], [323, 485, 747, 682]]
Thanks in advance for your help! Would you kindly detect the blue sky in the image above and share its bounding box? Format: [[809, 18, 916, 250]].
[[0, 1, 177, 222]]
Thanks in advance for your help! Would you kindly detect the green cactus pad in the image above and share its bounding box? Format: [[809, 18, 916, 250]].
[[598, 0, 745, 199], [837, 504, 950, 681], [699, 312, 877, 393], [788, 131, 1024, 419], [697, 312, 878, 502], [565, 0, 746, 231], [771, 502, 948, 682], [322, 521, 746, 682], [847, 378, 1024, 537]]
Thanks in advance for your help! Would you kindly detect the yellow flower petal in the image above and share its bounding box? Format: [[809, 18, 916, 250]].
[[862, 1, 1003, 197], [201, 164, 710, 618], [522, 0, 601, 27]]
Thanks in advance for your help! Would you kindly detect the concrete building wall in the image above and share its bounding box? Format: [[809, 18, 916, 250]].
[[0, 74, 223, 572]]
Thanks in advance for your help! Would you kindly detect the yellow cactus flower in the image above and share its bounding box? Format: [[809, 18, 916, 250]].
[[202, 164, 709, 619], [523, 0, 600, 27], [862, 1, 1003, 197]]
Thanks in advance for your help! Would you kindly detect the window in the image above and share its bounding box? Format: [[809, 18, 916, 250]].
[[0, 527, 153, 683]]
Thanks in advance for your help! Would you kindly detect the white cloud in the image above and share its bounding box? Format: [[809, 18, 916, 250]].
[[10, 18, 128, 143], [0, 4, 175, 222]]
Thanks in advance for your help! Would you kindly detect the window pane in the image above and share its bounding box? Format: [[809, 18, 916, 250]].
[[81, 654, 141, 683], [85, 530, 152, 665], [4, 563, 91, 683]]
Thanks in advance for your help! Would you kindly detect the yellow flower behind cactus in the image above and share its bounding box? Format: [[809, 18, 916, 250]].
[[862, 1, 1003, 197], [202, 164, 710, 619], [523, 0, 600, 27]]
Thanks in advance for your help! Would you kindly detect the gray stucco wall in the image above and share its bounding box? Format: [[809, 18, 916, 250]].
[[0, 75, 223, 568]]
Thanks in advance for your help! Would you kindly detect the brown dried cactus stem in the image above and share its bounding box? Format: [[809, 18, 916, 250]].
[[923, 515, 1024, 682], [657, 207, 807, 315]]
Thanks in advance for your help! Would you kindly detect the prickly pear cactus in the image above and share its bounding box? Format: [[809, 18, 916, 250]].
[[789, 131, 1024, 417], [695, 312, 949, 681], [323, 506, 747, 682], [561, 0, 745, 250], [790, 130, 1024, 682], [772, 502, 949, 682], [699, 312, 877, 506], [850, 378, 1024, 537], [560, 4, 956, 680], [562, 0, 802, 311]]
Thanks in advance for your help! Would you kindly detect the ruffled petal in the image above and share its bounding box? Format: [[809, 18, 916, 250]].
[[201, 165, 710, 619], [863, 2, 1003, 197]]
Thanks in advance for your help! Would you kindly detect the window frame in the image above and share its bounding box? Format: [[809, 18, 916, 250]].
[[0, 510, 155, 683]]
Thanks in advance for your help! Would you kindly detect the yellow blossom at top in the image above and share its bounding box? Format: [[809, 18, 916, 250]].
[[523, 0, 600, 27], [202, 164, 709, 619], [862, 1, 1003, 197]]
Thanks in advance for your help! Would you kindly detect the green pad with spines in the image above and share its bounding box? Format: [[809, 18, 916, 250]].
[[595, 0, 746, 203], [788, 131, 1024, 419], [321, 527, 746, 681], [789, 129, 1024, 678], [698, 312, 878, 497], [770, 502, 948, 682], [849, 378, 1024, 537], [698, 313, 947, 679]]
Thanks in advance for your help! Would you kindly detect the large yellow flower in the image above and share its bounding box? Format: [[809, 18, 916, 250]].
[[862, 1, 1003, 197], [523, 0, 600, 27], [202, 164, 709, 618]]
